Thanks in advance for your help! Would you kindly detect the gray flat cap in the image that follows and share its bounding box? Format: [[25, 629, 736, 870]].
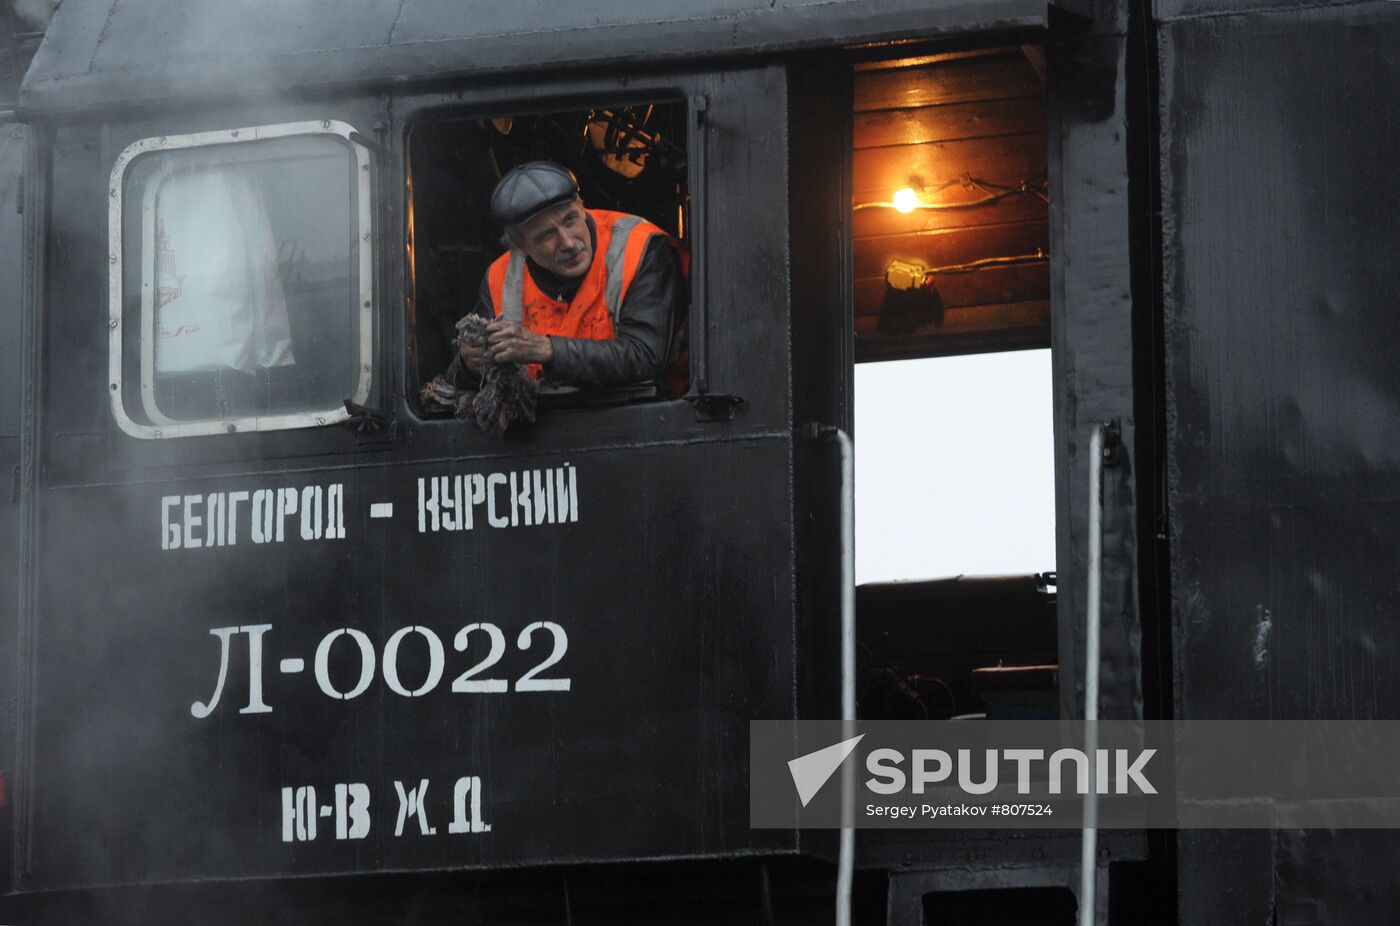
[[490, 161, 580, 226]]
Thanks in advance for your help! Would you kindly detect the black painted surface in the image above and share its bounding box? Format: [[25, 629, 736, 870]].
[[786, 53, 852, 755], [20, 0, 1052, 116], [1160, 1, 1400, 921], [1161, 0, 1400, 728], [1048, 32, 1145, 726], [27, 440, 795, 888], [16, 63, 803, 890], [0, 124, 21, 440], [0, 121, 26, 896], [0, 0, 1195, 916]]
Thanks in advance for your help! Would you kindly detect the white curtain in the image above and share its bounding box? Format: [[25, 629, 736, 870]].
[[153, 166, 295, 374]]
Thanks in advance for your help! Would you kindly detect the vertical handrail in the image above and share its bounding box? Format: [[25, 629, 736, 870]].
[[834, 428, 855, 926], [1079, 423, 1107, 926]]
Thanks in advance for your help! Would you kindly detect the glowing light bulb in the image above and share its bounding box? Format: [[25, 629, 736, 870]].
[[892, 187, 919, 213]]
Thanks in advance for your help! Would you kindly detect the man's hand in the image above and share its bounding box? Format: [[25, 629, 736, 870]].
[[485, 319, 553, 366], [457, 334, 487, 375]]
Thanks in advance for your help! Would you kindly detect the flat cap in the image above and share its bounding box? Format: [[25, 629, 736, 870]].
[[490, 161, 581, 227]]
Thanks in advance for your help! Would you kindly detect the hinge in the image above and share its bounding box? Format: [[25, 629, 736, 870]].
[[1101, 418, 1123, 467], [686, 393, 744, 422]]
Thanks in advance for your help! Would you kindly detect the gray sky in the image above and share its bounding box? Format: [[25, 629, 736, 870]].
[[854, 348, 1056, 584]]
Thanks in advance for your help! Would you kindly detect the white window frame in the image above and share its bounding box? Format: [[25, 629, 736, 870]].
[[108, 120, 374, 439]]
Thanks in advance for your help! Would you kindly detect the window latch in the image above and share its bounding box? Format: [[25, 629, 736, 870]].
[[340, 400, 395, 442]]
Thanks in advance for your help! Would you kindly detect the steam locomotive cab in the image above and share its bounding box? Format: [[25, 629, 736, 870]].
[[0, 1, 1177, 923]]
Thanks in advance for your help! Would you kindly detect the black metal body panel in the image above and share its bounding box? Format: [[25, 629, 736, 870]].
[[1155, 0, 1374, 21], [15, 61, 803, 890], [1048, 31, 1146, 726], [1160, 1, 1400, 920], [0, 124, 20, 439], [28, 439, 794, 888], [0, 0, 1186, 915], [20, 0, 1053, 116], [0, 120, 27, 895]]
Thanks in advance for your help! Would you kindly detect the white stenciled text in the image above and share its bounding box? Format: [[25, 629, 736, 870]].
[[418, 465, 577, 533], [162, 483, 346, 550], [192, 621, 571, 718]]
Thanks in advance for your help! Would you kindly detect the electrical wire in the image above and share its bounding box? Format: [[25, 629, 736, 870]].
[[853, 174, 1049, 212], [921, 250, 1047, 277]]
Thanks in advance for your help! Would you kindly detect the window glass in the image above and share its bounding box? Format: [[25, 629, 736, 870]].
[[113, 126, 370, 438]]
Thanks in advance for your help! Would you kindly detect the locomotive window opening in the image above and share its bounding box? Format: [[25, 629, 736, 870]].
[[110, 123, 373, 439], [405, 101, 690, 416], [854, 349, 1055, 583], [851, 47, 1058, 722], [852, 46, 1048, 361]]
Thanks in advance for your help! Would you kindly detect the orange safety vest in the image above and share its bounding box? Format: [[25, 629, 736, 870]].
[[487, 209, 666, 382]]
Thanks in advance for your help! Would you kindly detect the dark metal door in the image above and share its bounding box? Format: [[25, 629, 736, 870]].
[[1159, 1, 1400, 920]]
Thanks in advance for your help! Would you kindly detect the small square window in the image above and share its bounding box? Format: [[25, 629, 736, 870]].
[[109, 122, 373, 438], [406, 102, 690, 411]]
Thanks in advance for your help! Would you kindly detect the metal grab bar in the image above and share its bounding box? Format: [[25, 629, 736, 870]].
[[1079, 422, 1109, 926], [836, 428, 855, 926], [805, 423, 855, 926]]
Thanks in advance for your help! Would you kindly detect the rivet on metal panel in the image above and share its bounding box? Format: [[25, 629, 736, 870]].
[[362, 363, 371, 372], [158, 137, 167, 145], [153, 429, 163, 439], [361, 164, 369, 172], [109, 384, 117, 392], [363, 300, 371, 308], [226, 423, 236, 433], [231, 130, 239, 138], [316, 417, 326, 425], [109, 253, 117, 263], [108, 318, 118, 329]]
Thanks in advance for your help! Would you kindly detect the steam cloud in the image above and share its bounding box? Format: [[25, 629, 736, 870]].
[[11, 0, 55, 29]]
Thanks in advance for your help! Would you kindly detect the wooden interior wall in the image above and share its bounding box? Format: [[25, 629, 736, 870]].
[[852, 48, 1049, 361]]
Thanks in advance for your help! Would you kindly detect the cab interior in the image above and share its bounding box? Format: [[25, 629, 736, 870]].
[[848, 45, 1058, 723], [405, 101, 690, 409]]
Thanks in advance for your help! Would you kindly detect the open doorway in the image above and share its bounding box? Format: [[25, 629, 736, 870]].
[[851, 47, 1058, 723]]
